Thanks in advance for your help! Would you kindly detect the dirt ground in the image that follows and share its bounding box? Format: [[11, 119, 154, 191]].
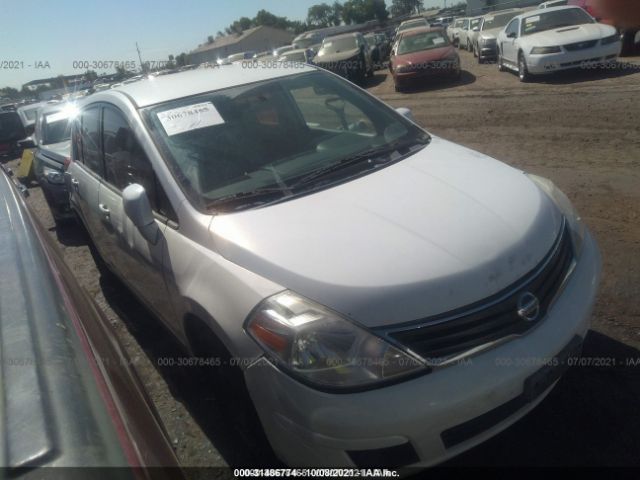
[[7, 49, 640, 472]]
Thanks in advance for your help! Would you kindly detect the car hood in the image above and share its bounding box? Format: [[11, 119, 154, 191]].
[[315, 48, 360, 63], [210, 136, 563, 328], [479, 27, 504, 39], [521, 22, 615, 46], [394, 46, 455, 65]]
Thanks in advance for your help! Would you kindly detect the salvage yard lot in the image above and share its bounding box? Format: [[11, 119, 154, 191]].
[[10, 49, 640, 470]]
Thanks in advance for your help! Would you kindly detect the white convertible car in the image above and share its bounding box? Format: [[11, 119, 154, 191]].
[[496, 5, 621, 81]]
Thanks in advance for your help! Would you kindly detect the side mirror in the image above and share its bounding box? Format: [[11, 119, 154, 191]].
[[122, 183, 159, 244], [395, 107, 415, 122], [472, 26, 479, 32], [507, 32, 517, 39]]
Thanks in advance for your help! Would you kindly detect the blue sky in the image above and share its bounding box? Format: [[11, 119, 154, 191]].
[[0, 0, 445, 89]]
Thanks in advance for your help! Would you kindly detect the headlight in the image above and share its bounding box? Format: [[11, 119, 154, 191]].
[[527, 174, 586, 257], [43, 166, 65, 185], [530, 46, 562, 54], [601, 34, 620, 45], [246, 291, 425, 390]]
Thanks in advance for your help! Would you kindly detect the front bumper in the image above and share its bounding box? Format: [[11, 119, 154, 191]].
[[394, 62, 460, 86], [244, 231, 601, 468], [526, 42, 621, 74]]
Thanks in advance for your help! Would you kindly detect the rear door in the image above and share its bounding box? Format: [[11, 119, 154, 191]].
[[67, 105, 104, 241], [96, 105, 177, 325]]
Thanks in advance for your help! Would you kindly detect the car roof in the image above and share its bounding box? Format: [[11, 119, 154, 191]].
[[87, 63, 317, 108]]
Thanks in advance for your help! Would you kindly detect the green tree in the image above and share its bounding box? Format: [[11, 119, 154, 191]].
[[0, 87, 21, 99], [389, 0, 423, 17], [330, 1, 344, 25], [308, 3, 333, 27], [83, 70, 98, 82], [342, 0, 388, 24], [175, 53, 189, 67]]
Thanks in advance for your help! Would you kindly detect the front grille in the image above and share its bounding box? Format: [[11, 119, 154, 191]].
[[564, 39, 598, 51], [383, 220, 574, 363]]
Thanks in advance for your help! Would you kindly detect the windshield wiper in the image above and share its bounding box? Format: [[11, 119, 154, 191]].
[[291, 138, 430, 189], [207, 187, 289, 210]]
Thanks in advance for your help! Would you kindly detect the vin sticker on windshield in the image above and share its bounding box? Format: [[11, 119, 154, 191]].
[[157, 102, 224, 136]]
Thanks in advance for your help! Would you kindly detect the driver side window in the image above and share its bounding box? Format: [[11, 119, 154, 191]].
[[505, 19, 519, 37]]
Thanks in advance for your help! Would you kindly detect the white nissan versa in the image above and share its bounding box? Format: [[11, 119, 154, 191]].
[[66, 64, 601, 468]]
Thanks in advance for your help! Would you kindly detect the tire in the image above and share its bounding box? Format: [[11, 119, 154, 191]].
[[394, 83, 402, 93], [518, 52, 531, 82], [467, 40, 472, 52], [473, 43, 478, 58]]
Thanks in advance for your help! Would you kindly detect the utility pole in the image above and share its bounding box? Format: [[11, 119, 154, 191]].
[[136, 42, 145, 73]]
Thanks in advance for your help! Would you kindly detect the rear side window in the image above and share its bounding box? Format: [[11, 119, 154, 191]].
[[80, 107, 103, 174]]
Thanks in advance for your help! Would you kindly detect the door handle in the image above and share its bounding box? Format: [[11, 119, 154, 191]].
[[71, 178, 79, 193], [98, 203, 110, 219]]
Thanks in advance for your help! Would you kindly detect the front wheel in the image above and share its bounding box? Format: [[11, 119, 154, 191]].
[[518, 52, 531, 82]]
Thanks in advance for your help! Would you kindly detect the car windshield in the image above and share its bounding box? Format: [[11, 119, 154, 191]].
[[521, 8, 594, 36], [482, 12, 519, 30], [143, 71, 430, 212], [397, 31, 449, 55], [320, 37, 358, 54], [42, 110, 72, 144], [295, 36, 320, 49]]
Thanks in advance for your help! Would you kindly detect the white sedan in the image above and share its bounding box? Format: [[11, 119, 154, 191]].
[[496, 5, 621, 81]]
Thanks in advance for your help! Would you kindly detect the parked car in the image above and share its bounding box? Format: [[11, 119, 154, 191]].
[[497, 5, 621, 81], [273, 45, 295, 57], [389, 27, 461, 91], [277, 48, 313, 64], [365, 32, 391, 66], [459, 16, 482, 50], [473, 9, 525, 63], [568, 0, 638, 56], [65, 63, 601, 468], [16, 101, 45, 136], [539, 0, 568, 7], [293, 31, 324, 52], [0, 110, 26, 158], [0, 163, 182, 475], [447, 17, 468, 46], [314, 32, 374, 84], [397, 17, 429, 35], [32, 103, 76, 223]]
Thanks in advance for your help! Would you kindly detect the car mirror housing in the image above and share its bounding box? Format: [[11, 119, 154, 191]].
[[507, 32, 517, 39], [122, 183, 159, 244]]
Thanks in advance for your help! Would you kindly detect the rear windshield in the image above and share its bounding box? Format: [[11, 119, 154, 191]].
[[0, 112, 25, 142], [398, 31, 449, 55], [522, 8, 593, 36]]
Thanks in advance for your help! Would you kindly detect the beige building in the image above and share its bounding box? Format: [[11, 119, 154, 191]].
[[189, 26, 295, 64]]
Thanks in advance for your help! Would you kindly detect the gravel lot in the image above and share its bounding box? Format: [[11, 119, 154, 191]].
[[7, 49, 640, 471]]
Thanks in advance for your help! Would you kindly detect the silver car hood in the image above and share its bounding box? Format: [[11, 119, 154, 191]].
[[520, 23, 615, 47], [210, 136, 563, 327]]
